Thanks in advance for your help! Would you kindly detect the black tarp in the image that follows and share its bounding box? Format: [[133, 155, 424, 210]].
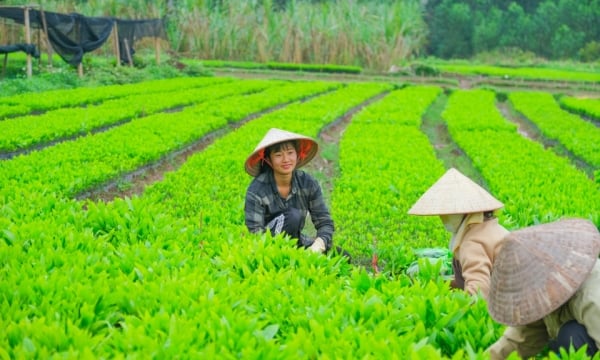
[[116, 18, 167, 64], [0, 7, 167, 66], [0, 43, 40, 58]]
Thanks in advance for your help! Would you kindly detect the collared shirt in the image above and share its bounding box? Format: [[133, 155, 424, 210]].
[[454, 216, 509, 298], [244, 168, 334, 249]]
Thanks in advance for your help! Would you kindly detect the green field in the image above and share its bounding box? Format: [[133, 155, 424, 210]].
[[1, 64, 599, 359]]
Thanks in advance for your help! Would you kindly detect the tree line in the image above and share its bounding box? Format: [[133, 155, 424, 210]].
[[235, 0, 600, 62], [424, 0, 600, 61]]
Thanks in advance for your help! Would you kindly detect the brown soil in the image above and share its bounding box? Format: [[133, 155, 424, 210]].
[[496, 102, 542, 142]]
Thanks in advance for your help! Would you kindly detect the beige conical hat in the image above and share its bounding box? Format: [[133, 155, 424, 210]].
[[488, 218, 600, 326], [244, 128, 318, 177], [408, 168, 503, 215]]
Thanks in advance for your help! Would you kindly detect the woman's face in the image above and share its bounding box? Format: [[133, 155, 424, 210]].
[[268, 142, 298, 176], [440, 214, 465, 234]]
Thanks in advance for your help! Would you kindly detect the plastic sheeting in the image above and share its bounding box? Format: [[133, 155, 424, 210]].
[[0, 43, 40, 58]]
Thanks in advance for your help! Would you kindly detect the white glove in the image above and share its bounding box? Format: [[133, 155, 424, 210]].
[[309, 237, 326, 253]]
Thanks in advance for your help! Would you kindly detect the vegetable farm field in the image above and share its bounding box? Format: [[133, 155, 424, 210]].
[[1, 72, 599, 359]]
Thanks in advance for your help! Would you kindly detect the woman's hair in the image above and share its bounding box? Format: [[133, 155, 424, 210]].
[[483, 211, 496, 220], [260, 140, 299, 173]]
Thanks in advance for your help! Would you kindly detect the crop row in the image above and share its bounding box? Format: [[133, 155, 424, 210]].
[[559, 95, 600, 119], [0, 78, 275, 153], [333, 85, 447, 266], [436, 63, 600, 83], [509, 91, 600, 168], [443, 89, 599, 228], [0, 77, 230, 117]]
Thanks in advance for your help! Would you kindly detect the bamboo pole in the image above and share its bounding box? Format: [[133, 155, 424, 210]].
[[39, 7, 53, 67], [113, 21, 120, 66], [155, 38, 160, 65], [124, 38, 133, 67], [2, 53, 7, 78], [24, 6, 32, 78], [36, 12, 41, 67]]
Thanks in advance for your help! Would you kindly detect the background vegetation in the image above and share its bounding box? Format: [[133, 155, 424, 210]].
[[1, 0, 599, 74]]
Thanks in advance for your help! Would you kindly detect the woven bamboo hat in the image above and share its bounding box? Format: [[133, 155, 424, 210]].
[[488, 218, 600, 326], [244, 128, 318, 177], [408, 168, 504, 215]]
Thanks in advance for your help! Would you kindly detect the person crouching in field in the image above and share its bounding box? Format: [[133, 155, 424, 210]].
[[486, 218, 600, 359], [244, 128, 349, 260], [408, 168, 509, 298]]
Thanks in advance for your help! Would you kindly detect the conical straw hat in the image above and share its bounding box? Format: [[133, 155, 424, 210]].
[[244, 128, 318, 177], [408, 168, 503, 215], [488, 218, 600, 326]]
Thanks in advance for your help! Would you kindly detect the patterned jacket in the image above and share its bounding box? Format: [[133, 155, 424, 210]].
[[244, 169, 334, 249]]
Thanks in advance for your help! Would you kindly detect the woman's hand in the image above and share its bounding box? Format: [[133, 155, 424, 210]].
[[309, 237, 326, 253]]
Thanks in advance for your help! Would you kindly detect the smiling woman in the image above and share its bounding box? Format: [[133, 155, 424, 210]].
[[243, 128, 350, 260]]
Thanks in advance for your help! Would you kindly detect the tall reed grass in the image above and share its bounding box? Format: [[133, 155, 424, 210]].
[[1, 0, 426, 71]]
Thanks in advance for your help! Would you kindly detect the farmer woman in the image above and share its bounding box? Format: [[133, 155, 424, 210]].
[[408, 168, 509, 298], [486, 219, 600, 359], [244, 128, 334, 254]]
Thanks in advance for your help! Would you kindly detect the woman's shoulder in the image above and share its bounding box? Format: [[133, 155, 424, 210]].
[[465, 220, 509, 245], [247, 171, 273, 192]]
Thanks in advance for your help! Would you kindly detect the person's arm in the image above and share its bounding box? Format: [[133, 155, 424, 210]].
[[570, 262, 600, 349], [457, 239, 493, 298], [244, 191, 266, 234], [307, 179, 334, 250], [488, 320, 550, 360]]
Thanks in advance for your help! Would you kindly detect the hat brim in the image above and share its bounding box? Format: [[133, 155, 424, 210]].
[[408, 168, 503, 215], [244, 128, 319, 177], [487, 219, 600, 326]]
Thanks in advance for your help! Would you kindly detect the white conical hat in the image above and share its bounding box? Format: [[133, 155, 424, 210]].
[[408, 168, 504, 215], [488, 218, 600, 326], [244, 128, 318, 177]]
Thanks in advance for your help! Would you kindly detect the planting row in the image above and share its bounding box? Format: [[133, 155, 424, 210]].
[[559, 95, 600, 120], [0, 77, 230, 119], [333, 85, 448, 266], [0, 78, 272, 153], [443, 89, 599, 228], [509, 91, 600, 168]]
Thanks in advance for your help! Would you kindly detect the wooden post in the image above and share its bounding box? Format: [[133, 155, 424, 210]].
[[124, 38, 133, 67], [155, 38, 160, 65], [2, 53, 8, 78], [113, 21, 120, 67], [24, 6, 32, 78], [40, 8, 53, 67], [78, 62, 83, 77], [36, 13, 41, 67]]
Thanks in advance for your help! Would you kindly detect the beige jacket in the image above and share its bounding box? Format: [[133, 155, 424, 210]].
[[454, 217, 509, 298], [488, 260, 600, 359]]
